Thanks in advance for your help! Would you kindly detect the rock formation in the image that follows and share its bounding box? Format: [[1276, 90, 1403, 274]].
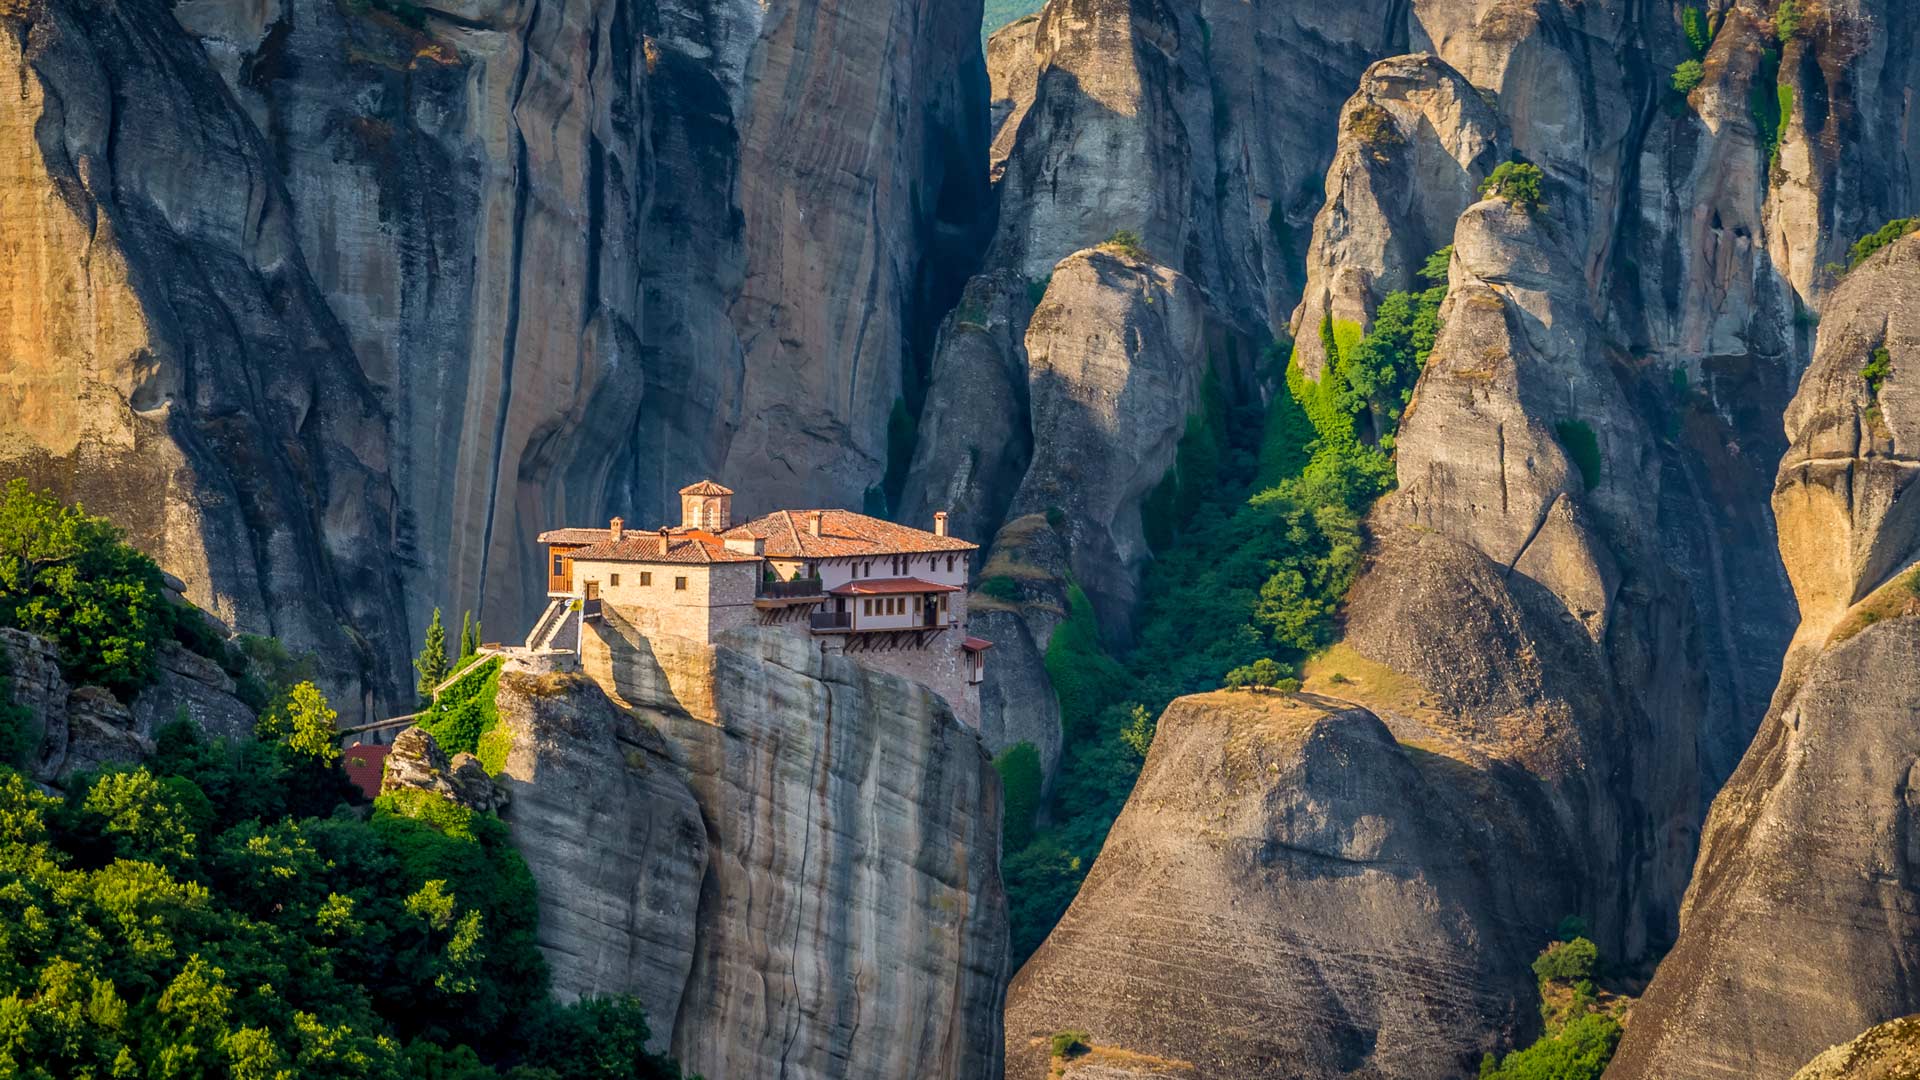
[[999, 2, 1920, 1075], [1005, 690, 1537, 1078], [1793, 1017, 1920, 1080], [3, 0, 993, 712], [1606, 231, 1920, 1080], [514, 621, 1009, 1080], [491, 665, 707, 1053], [1, 626, 257, 783], [1, 0, 414, 717], [382, 725, 512, 813]]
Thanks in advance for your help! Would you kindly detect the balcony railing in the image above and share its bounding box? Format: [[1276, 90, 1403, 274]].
[[760, 577, 826, 600], [810, 611, 853, 632]]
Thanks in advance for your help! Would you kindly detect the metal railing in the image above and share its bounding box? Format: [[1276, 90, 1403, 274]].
[[760, 577, 826, 600], [810, 610, 853, 631]]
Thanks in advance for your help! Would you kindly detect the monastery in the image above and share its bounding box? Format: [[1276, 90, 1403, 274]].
[[527, 481, 992, 728]]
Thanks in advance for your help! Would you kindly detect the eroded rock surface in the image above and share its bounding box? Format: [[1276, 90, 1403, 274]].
[[1794, 1017, 1920, 1080], [575, 622, 1008, 1080], [492, 665, 706, 1052], [1607, 231, 1920, 1080]]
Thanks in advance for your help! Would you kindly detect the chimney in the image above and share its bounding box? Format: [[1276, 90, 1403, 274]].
[[933, 511, 949, 537], [610, 516, 625, 542], [809, 511, 823, 538], [658, 527, 671, 553]]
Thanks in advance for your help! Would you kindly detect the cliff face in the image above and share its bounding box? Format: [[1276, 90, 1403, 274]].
[[2, 0, 991, 712], [1607, 232, 1920, 1080], [995, 1, 1920, 1076], [1793, 1017, 1920, 1080], [1005, 690, 1540, 1078], [1, 0, 412, 717], [501, 623, 1010, 1080]]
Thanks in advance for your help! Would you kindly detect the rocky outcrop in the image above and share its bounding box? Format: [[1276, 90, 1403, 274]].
[[1793, 1017, 1920, 1080], [381, 726, 511, 813], [491, 665, 706, 1052], [1606, 233, 1920, 1080], [1005, 689, 1539, 1079], [1291, 52, 1502, 379], [1, 627, 257, 783], [1, 0, 413, 718], [568, 620, 1007, 1080]]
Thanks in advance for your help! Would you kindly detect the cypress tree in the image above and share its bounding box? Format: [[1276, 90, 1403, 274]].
[[459, 610, 478, 660], [415, 608, 449, 701]]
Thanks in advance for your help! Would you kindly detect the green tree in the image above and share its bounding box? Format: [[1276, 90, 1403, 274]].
[[1671, 59, 1704, 94], [1532, 937, 1600, 983], [1118, 704, 1156, 761], [1480, 161, 1546, 211], [1682, 6, 1712, 55], [0, 480, 173, 695], [274, 682, 342, 765], [460, 611, 478, 661], [416, 608, 450, 700], [1774, 0, 1801, 42], [995, 742, 1043, 852], [1864, 346, 1894, 399]]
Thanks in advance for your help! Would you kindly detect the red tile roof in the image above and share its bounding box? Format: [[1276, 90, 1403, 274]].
[[342, 743, 390, 799], [725, 509, 977, 559], [679, 479, 734, 496], [568, 534, 761, 565], [537, 527, 617, 545], [829, 577, 963, 596], [962, 637, 995, 652]]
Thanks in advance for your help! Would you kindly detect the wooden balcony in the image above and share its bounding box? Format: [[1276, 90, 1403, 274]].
[[810, 611, 853, 632], [757, 577, 826, 608]]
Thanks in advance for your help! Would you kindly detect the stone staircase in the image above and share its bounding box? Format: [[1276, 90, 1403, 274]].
[[524, 598, 576, 652]]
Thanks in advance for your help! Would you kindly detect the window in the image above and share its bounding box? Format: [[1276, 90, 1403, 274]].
[[675, 576, 688, 591], [946, 556, 955, 573], [609, 573, 621, 587], [553, 554, 565, 575], [939, 594, 949, 617], [639, 572, 652, 586], [864, 562, 873, 577], [863, 599, 873, 616]]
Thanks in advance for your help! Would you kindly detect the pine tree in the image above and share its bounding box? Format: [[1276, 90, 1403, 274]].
[[459, 610, 477, 660], [415, 608, 449, 700]]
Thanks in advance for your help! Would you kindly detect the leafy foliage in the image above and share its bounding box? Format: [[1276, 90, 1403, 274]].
[[255, 682, 343, 766], [418, 658, 504, 760], [0, 714, 689, 1079], [994, 742, 1043, 852], [1481, 162, 1546, 211], [1531, 937, 1599, 983], [977, 576, 1022, 605], [1751, 49, 1791, 169], [1481, 937, 1622, 1080], [417, 609, 450, 702], [1049, 1030, 1092, 1058], [1864, 346, 1894, 399], [0, 480, 177, 696], [1682, 6, 1713, 55], [460, 612, 479, 662], [999, 249, 1453, 964], [1102, 230, 1149, 260], [1774, 0, 1801, 42], [1671, 59, 1705, 95], [1849, 219, 1919, 270]]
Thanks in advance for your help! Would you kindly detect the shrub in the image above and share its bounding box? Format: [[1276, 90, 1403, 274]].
[[1849, 218, 1919, 270], [1864, 346, 1894, 399], [995, 742, 1043, 851], [419, 656, 504, 757], [1275, 677, 1303, 693], [1683, 6, 1712, 55], [1480, 1014, 1622, 1080], [1050, 1030, 1092, 1058], [1774, 0, 1801, 42], [1671, 59, 1705, 95], [977, 576, 1022, 605], [1555, 419, 1603, 489], [1347, 102, 1404, 159], [1480, 161, 1546, 211], [1103, 229, 1148, 259], [1532, 937, 1600, 983]]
